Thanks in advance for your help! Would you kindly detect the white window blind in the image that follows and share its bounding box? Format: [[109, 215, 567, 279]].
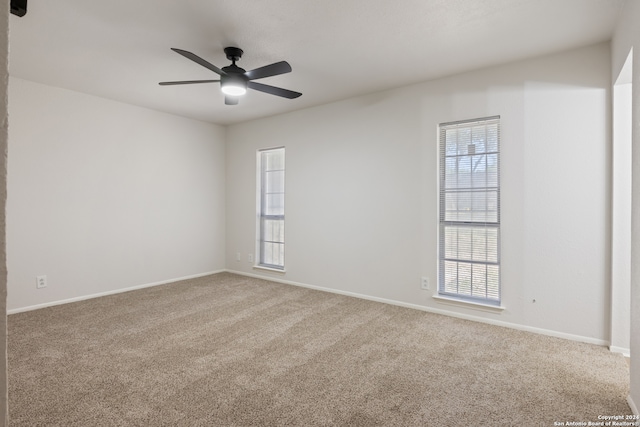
[[439, 117, 500, 305], [258, 147, 285, 269]]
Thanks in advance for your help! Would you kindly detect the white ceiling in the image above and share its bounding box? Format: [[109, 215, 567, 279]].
[[8, 0, 624, 125]]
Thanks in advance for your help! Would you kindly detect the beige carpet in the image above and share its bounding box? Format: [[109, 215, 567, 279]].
[[8, 272, 631, 426]]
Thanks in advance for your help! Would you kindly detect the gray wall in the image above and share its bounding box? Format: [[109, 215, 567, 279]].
[[7, 78, 227, 312], [226, 43, 612, 345], [1, 0, 8, 423]]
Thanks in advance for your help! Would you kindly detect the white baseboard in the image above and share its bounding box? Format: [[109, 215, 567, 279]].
[[7, 270, 226, 315], [226, 269, 609, 348], [628, 395, 639, 416], [609, 345, 631, 357]]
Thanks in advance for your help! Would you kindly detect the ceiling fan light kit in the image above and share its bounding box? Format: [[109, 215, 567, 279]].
[[160, 46, 301, 106], [220, 76, 247, 96]]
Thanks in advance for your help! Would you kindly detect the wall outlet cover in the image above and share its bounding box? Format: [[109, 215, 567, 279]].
[[36, 275, 47, 289]]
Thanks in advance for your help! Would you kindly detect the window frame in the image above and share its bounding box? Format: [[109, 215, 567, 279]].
[[256, 147, 286, 271], [437, 116, 501, 306]]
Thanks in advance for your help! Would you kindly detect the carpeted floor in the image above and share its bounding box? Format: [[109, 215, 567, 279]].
[[8, 272, 632, 426]]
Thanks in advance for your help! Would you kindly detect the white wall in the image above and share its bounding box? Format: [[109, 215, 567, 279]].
[[226, 43, 611, 344], [612, 0, 640, 416], [7, 77, 226, 312], [611, 74, 632, 355]]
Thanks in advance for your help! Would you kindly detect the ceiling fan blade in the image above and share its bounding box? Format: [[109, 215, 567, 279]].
[[248, 81, 302, 99], [225, 96, 239, 105], [171, 48, 227, 76], [159, 80, 220, 86], [244, 61, 292, 80]]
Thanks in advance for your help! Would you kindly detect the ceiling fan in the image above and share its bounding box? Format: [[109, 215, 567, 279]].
[[159, 47, 302, 105]]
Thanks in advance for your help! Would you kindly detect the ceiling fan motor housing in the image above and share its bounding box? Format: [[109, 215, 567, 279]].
[[221, 64, 248, 95]]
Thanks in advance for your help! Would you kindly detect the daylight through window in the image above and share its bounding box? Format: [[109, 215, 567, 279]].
[[258, 147, 285, 269], [438, 117, 500, 305]]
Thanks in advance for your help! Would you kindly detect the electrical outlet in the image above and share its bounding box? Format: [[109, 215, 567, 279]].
[[36, 275, 47, 289], [248, 253, 254, 263], [421, 277, 429, 290], [236, 252, 241, 262]]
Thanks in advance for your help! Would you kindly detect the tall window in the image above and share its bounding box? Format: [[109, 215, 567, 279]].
[[258, 147, 285, 269], [439, 117, 500, 305]]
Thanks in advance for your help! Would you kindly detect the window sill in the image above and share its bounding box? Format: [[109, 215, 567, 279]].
[[432, 294, 505, 313], [253, 265, 286, 274]]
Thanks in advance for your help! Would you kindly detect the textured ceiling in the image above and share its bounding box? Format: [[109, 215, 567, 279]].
[[8, 0, 624, 125]]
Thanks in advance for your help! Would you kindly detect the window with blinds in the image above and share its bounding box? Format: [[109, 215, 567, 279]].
[[439, 117, 500, 305], [258, 147, 285, 269]]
